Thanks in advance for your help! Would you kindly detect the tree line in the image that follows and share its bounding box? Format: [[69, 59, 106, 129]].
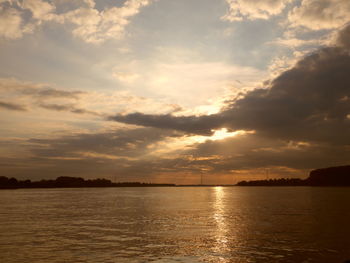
[[0, 176, 174, 189]]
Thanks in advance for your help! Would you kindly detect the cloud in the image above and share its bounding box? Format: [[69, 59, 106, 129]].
[[223, 0, 292, 21], [1, 1, 350, 181], [0, 0, 154, 43], [0, 101, 27, 111], [1, 127, 347, 181], [28, 127, 181, 158], [288, 0, 350, 30], [109, 112, 223, 135], [110, 24, 350, 146], [21, 0, 55, 21], [112, 71, 139, 83], [1, 126, 251, 181], [113, 56, 266, 111], [0, 77, 185, 117], [0, 7, 27, 39], [186, 133, 349, 173], [21, 87, 84, 99], [60, 0, 153, 43], [270, 37, 321, 48], [0, 127, 184, 180], [336, 23, 350, 48], [0, 77, 84, 99], [0, 0, 56, 39], [39, 103, 101, 116], [0, 78, 90, 114]]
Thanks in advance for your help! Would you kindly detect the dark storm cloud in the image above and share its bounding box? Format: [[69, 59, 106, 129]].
[[220, 47, 350, 143], [0, 101, 26, 111], [109, 112, 223, 135], [109, 25, 350, 145], [336, 23, 350, 49]]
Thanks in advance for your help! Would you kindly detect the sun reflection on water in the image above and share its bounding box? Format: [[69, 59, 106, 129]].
[[212, 187, 229, 262]]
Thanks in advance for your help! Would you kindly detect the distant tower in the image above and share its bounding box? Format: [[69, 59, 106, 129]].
[[266, 168, 269, 180], [200, 173, 203, 185]]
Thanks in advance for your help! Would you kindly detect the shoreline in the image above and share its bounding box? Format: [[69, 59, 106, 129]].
[[2, 185, 350, 190]]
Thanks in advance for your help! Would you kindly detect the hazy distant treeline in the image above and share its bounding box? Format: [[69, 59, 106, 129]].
[[237, 178, 305, 186], [1, 165, 349, 189], [0, 176, 174, 189], [237, 165, 350, 186]]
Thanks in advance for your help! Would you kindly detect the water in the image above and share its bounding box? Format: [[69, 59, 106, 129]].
[[0, 187, 349, 263]]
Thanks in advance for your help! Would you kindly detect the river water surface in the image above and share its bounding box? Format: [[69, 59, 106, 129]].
[[0, 187, 349, 262]]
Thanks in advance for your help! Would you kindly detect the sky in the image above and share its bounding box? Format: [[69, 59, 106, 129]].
[[0, 0, 349, 184]]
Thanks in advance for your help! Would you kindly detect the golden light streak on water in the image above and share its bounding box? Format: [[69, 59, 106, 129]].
[[212, 187, 229, 262]]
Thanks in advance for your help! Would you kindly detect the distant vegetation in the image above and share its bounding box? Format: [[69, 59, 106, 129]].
[[0, 176, 175, 189], [236, 178, 305, 186], [237, 165, 350, 186], [1, 165, 349, 189]]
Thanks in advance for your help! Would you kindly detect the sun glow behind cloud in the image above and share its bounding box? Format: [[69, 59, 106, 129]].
[[148, 129, 253, 156]]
